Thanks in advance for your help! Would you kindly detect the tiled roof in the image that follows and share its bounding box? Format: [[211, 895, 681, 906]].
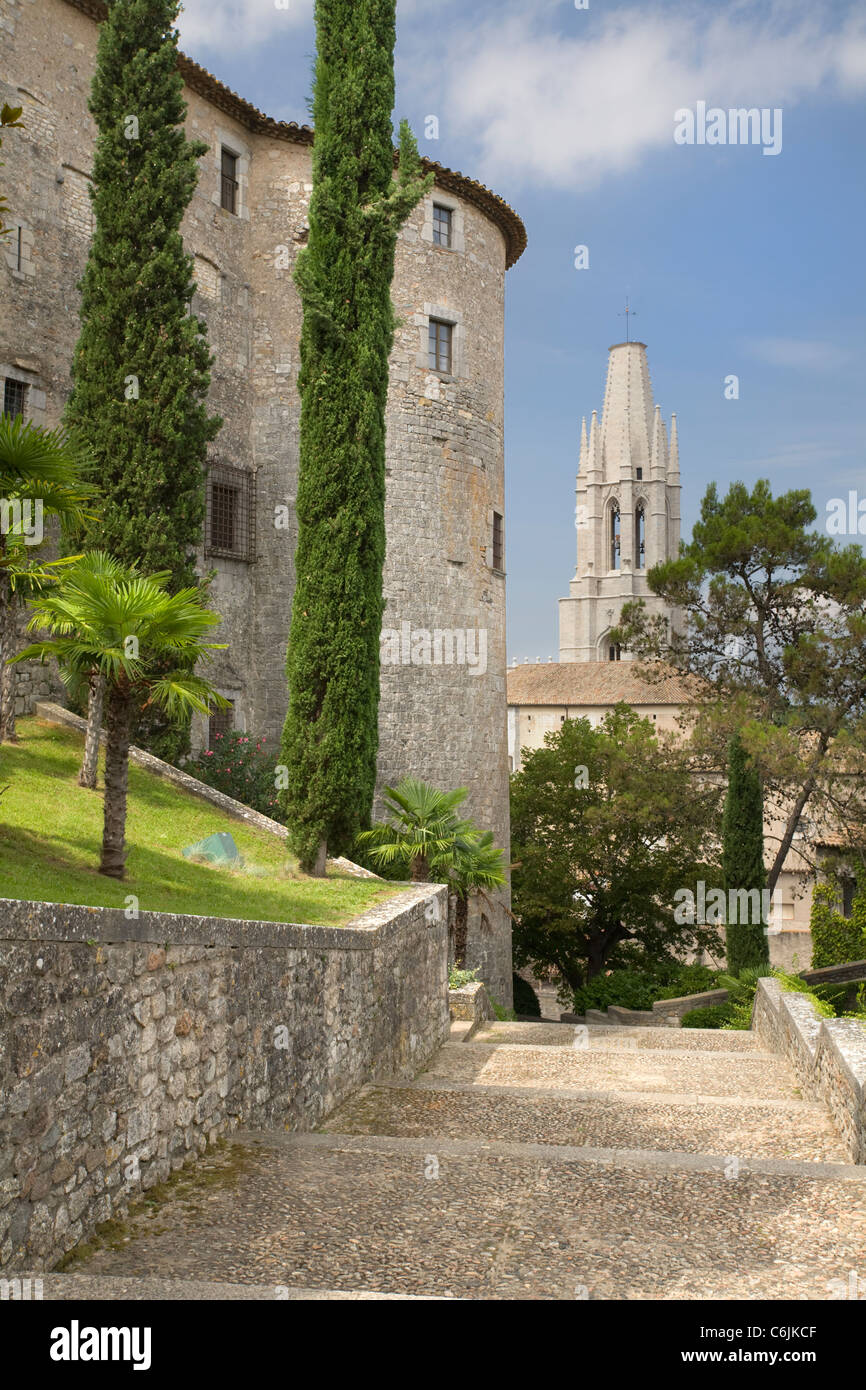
[[63, 0, 527, 268], [506, 661, 698, 707]]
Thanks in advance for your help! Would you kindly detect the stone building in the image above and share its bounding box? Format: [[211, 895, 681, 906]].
[[1, 0, 527, 1003], [559, 340, 681, 663]]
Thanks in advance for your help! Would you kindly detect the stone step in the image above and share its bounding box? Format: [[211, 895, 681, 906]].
[[473, 1021, 762, 1052], [66, 1131, 866, 1301], [423, 1041, 799, 1100], [322, 1082, 848, 1162]]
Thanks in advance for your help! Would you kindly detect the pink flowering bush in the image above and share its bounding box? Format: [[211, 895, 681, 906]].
[[184, 731, 285, 821]]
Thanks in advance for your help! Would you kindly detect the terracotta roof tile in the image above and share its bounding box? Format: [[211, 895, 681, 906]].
[[506, 661, 697, 707]]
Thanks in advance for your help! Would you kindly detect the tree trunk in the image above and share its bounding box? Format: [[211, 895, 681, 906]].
[[100, 685, 131, 878], [0, 577, 21, 744], [454, 893, 469, 968], [79, 671, 105, 789], [410, 853, 429, 882]]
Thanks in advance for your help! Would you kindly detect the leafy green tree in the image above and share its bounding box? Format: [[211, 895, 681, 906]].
[[63, 0, 221, 761], [0, 417, 93, 742], [279, 0, 432, 874], [15, 567, 226, 876], [615, 479, 866, 891], [510, 707, 723, 994], [722, 733, 770, 975]]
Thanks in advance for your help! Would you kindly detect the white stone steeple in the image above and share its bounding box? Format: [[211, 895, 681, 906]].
[[559, 341, 682, 662]]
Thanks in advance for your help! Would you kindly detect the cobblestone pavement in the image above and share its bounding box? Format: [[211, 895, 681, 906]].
[[51, 1022, 866, 1300]]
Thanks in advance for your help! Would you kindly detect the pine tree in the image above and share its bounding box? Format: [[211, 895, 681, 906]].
[[722, 733, 770, 975], [64, 0, 221, 756], [279, 0, 431, 873]]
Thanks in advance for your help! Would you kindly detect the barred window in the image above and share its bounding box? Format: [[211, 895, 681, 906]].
[[432, 204, 452, 248], [492, 511, 504, 571], [428, 318, 453, 373], [205, 463, 255, 562], [220, 148, 238, 214], [3, 378, 27, 419], [208, 700, 234, 750]]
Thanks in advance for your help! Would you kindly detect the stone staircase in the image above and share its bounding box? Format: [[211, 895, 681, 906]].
[[38, 1021, 866, 1300]]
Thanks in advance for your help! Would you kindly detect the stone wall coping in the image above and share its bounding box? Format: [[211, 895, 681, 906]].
[[0, 887, 448, 952], [753, 976, 866, 1111]]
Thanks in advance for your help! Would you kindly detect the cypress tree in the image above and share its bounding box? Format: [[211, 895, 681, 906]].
[[722, 733, 770, 975], [64, 0, 220, 755], [279, 0, 431, 873]]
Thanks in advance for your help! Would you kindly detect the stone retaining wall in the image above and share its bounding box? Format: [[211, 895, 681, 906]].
[[752, 977, 866, 1164], [0, 887, 449, 1272]]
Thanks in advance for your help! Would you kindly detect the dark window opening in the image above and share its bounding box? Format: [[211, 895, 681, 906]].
[[609, 643, 622, 662], [3, 378, 27, 419], [205, 462, 255, 562], [16, 225, 23, 272], [208, 701, 234, 749], [609, 503, 621, 570], [428, 318, 453, 374], [636, 467, 643, 480], [492, 510, 504, 571], [635, 504, 646, 570], [220, 148, 239, 214], [842, 877, 856, 918], [432, 204, 453, 247]]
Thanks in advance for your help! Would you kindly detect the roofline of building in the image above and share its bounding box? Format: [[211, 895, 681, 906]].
[[63, 0, 528, 268], [607, 341, 648, 351]]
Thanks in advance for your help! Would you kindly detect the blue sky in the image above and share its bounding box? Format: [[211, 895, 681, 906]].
[[177, 0, 866, 662]]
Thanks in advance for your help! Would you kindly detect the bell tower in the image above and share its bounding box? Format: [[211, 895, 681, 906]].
[[559, 341, 681, 662]]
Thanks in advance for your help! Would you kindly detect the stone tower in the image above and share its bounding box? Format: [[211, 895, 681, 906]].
[[559, 341, 681, 662]]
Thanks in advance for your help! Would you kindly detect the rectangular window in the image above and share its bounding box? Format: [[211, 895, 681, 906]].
[[220, 148, 239, 214], [492, 510, 504, 571], [432, 204, 452, 248], [205, 463, 255, 562], [208, 701, 234, 750], [428, 318, 453, 374], [3, 378, 27, 419]]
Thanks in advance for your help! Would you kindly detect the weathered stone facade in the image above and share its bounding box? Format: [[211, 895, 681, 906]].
[[0, 0, 525, 1002], [0, 887, 449, 1272]]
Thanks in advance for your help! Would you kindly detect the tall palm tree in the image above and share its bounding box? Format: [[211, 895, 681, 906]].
[[448, 831, 507, 969], [13, 567, 227, 877], [0, 416, 93, 742]]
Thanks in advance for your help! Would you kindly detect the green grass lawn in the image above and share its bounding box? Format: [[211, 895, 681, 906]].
[[0, 719, 401, 927]]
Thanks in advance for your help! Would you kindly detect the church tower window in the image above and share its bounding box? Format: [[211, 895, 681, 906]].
[[609, 502, 621, 571], [635, 504, 646, 570]]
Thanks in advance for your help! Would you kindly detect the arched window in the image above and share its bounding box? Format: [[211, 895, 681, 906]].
[[609, 502, 621, 570], [635, 504, 646, 570]]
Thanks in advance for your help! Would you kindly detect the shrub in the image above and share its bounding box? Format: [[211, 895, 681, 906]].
[[184, 732, 284, 822], [810, 879, 866, 969], [449, 966, 479, 990], [681, 1004, 732, 1029], [571, 959, 719, 1016], [512, 974, 541, 1017]]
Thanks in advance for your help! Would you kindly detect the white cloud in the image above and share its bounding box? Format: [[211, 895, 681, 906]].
[[177, 0, 312, 54], [408, 0, 866, 190], [745, 338, 850, 370]]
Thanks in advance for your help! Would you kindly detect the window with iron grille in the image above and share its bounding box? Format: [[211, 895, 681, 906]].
[[3, 378, 27, 419], [432, 204, 452, 248], [428, 318, 453, 373], [205, 463, 255, 562], [220, 148, 239, 214], [492, 511, 504, 571], [208, 701, 234, 750]]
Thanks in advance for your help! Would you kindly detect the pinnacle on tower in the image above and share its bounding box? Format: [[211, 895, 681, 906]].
[[669, 412, 680, 478]]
